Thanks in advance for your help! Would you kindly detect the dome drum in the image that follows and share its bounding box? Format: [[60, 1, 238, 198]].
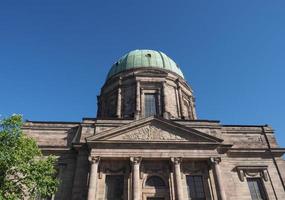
[[98, 72, 196, 120]]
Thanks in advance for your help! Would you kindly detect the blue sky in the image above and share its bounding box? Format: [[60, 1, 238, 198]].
[[0, 1, 285, 147]]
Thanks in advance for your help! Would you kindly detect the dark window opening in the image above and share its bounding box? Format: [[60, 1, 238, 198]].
[[144, 94, 158, 117], [145, 176, 166, 188], [186, 175, 206, 200], [247, 178, 268, 200], [105, 175, 124, 200]]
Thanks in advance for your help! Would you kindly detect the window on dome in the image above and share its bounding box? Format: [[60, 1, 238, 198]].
[[144, 94, 158, 117]]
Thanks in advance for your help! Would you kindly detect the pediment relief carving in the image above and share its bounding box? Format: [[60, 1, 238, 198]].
[[111, 125, 187, 141], [108, 123, 216, 143]]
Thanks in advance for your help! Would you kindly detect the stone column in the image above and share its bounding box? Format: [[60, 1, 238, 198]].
[[130, 157, 142, 200], [135, 81, 141, 119], [116, 78, 122, 118], [171, 157, 184, 200], [87, 156, 100, 200], [211, 157, 226, 200]]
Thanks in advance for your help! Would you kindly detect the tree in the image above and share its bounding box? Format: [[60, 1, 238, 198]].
[[0, 115, 58, 200]]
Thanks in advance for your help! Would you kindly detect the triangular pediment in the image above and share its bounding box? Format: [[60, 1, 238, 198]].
[[87, 117, 223, 144]]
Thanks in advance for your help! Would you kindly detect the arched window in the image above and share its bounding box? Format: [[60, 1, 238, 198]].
[[145, 176, 166, 188]]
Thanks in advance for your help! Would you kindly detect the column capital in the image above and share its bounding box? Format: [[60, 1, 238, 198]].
[[88, 156, 100, 164], [210, 157, 221, 165], [171, 157, 183, 165], [130, 157, 142, 165]]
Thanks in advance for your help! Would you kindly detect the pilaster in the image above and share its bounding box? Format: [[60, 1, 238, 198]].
[[162, 81, 170, 119], [116, 77, 122, 118], [176, 80, 184, 119], [135, 81, 141, 119]]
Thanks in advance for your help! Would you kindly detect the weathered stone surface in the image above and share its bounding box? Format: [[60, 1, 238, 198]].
[[23, 116, 285, 200], [22, 62, 285, 200]]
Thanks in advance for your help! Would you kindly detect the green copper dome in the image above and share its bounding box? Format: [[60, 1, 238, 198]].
[[107, 49, 184, 79]]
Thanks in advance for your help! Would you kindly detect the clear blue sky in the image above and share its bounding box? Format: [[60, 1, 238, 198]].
[[1, 1, 285, 147]]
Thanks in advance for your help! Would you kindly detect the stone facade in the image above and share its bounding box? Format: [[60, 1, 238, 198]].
[[23, 50, 285, 200]]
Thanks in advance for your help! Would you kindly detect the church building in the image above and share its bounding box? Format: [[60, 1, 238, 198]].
[[24, 49, 285, 200]]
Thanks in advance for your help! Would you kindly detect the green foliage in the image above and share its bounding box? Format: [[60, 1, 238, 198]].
[[0, 115, 59, 200]]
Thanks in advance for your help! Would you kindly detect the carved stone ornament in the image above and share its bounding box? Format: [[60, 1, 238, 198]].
[[261, 170, 269, 182], [183, 162, 207, 174], [88, 156, 100, 164], [105, 166, 126, 174], [210, 157, 221, 165], [236, 166, 268, 182], [237, 169, 246, 182], [121, 125, 187, 141], [141, 163, 170, 175], [171, 157, 183, 165], [130, 157, 142, 165]]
